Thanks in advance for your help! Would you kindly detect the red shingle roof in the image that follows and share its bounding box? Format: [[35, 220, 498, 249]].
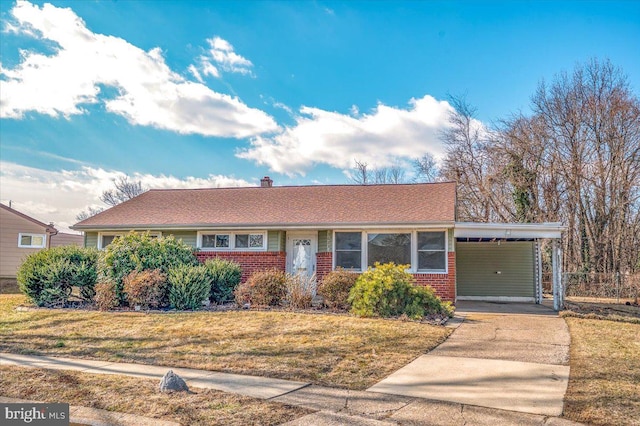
[[72, 182, 457, 229]]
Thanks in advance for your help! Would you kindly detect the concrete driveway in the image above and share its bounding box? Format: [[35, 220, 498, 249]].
[[368, 301, 571, 416]]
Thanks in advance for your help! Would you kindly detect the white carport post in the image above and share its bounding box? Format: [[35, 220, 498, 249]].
[[552, 239, 563, 310], [536, 239, 543, 304]]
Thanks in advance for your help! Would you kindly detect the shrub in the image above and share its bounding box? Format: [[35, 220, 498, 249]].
[[348, 262, 453, 319], [204, 258, 242, 303], [404, 285, 455, 319], [318, 269, 358, 310], [286, 273, 316, 310], [167, 264, 212, 310], [123, 269, 167, 309], [349, 262, 414, 318], [17, 246, 98, 307], [99, 233, 199, 306], [234, 269, 287, 307], [95, 280, 118, 311]]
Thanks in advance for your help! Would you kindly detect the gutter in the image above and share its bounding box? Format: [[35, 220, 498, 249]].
[[71, 221, 457, 232]]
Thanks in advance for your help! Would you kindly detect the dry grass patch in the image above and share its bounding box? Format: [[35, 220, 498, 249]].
[[0, 366, 309, 425], [0, 295, 451, 389], [564, 318, 640, 425], [563, 299, 640, 324]]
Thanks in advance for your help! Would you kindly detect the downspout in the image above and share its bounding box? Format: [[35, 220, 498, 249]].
[[46, 223, 58, 248]]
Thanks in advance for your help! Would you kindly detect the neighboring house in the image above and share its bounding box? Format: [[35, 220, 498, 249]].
[[50, 232, 84, 248], [0, 204, 82, 278], [72, 178, 565, 304]]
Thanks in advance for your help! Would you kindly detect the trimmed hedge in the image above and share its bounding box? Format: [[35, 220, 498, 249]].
[[17, 246, 98, 307]]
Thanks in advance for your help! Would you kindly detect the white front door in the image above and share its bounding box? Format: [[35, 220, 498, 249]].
[[286, 233, 317, 278]]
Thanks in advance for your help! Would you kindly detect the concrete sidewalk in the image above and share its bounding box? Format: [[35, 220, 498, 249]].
[[0, 353, 309, 400], [1, 351, 582, 425], [368, 302, 571, 417]]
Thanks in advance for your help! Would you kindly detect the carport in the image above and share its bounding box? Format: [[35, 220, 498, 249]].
[[454, 222, 565, 309]]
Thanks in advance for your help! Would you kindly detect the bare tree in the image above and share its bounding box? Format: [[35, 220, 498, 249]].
[[444, 60, 640, 274], [100, 176, 146, 207], [439, 95, 512, 222], [387, 165, 406, 184], [350, 160, 370, 185], [413, 153, 439, 182], [76, 175, 147, 223], [525, 58, 640, 273], [76, 206, 104, 222], [350, 160, 407, 185]]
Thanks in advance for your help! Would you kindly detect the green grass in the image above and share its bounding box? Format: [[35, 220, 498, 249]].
[[0, 294, 451, 389]]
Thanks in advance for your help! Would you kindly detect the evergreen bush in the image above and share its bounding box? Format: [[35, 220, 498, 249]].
[[167, 264, 212, 310], [98, 233, 198, 306], [204, 258, 242, 303], [348, 262, 453, 319], [17, 245, 98, 307]]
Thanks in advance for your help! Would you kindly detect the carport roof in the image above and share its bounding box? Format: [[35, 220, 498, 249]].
[[454, 222, 565, 240]]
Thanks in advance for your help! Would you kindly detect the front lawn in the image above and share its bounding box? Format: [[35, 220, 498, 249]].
[[0, 295, 451, 389], [564, 317, 640, 426], [0, 366, 310, 426]]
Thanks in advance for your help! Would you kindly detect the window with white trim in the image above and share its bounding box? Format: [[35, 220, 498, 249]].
[[18, 233, 46, 248], [367, 233, 411, 267], [417, 231, 446, 272], [335, 232, 362, 270], [198, 231, 266, 250], [334, 230, 448, 273]]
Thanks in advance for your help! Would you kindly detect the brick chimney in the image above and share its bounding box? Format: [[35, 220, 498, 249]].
[[260, 176, 273, 188]]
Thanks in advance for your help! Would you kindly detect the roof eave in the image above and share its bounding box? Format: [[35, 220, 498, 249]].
[[71, 221, 457, 232]]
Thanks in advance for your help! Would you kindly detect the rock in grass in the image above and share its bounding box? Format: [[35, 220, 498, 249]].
[[159, 370, 189, 393]]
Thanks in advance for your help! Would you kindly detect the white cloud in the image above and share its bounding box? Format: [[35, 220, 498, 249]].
[[238, 95, 454, 175], [188, 64, 204, 83], [207, 36, 253, 75], [0, 1, 277, 138], [0, 161, 252, 233], [189, 36, 252, 80]]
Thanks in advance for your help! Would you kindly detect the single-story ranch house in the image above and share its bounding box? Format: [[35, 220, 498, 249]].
[[72, 178, 565, 307]]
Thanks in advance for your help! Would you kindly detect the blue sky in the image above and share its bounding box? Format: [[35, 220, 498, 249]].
[[1, 0, 639, 232]]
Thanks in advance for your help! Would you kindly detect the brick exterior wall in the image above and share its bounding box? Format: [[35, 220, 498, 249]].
[[413, 252, 456, 302], [316, 251, 456, 302], [195, 251, 286, 283], [316, 252, 333, 284]]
